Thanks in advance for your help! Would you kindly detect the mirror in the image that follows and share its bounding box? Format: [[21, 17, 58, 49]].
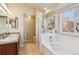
[[9, 17, 18, 28], [0, 16, 8, 29]]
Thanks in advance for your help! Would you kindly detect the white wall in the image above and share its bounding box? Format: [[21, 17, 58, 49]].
[[7, 4, 35, 46], [36, 10, 44, 44], [7, 3, 44, 45]]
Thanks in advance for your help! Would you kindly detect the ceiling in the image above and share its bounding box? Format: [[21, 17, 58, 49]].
[[26, 3, 59, 10], [7, 3, 79, 14], [25, 3, 79, 14], [7, 3, 59, 11]]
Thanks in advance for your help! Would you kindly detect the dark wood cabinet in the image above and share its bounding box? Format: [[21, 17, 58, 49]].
[[0, 45, 2, 55], [0, 33, 20, 55], [0, 42, 19, 55]]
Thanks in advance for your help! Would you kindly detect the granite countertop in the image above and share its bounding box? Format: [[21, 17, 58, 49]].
[[0, 34, 19, 44]]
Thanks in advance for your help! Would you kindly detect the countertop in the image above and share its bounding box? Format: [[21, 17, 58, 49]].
[[0, 34, 19, 44]]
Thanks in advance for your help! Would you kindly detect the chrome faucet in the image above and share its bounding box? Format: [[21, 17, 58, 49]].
[[0, 33, 8, 40]]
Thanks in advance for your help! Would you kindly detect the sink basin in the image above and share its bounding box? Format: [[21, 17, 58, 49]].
[[8, 34, 19, 37], [0, 36, 18, 44]]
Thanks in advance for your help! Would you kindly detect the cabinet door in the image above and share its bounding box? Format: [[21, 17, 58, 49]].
[[2, 43, 17, 55], [0, 45, 2, 54]]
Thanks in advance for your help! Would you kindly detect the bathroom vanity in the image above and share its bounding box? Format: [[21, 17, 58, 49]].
[[0, 42, 18, 55], [0, 11, 19, 55], [0, 33, 20, 55]]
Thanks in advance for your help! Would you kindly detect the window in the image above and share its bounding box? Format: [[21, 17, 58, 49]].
[[60, 6, 79, 33], [74, 7, 79, 32], [45, 16, 55, 33]]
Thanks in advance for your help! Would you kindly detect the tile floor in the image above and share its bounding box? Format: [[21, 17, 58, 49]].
[[19, 42, 41, 55]]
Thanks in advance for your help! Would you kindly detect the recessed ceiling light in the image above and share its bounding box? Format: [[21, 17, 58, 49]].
[[28, 15, 31, 18], [44, 7, 47, 10]]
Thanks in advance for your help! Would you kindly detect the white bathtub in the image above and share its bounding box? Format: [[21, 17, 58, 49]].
[[40, 33, 79, 55]]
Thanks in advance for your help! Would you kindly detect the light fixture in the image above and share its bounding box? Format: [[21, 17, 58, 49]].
[[1, 3, 11, 15], [0, 7, 7, 13], [44, 7, 47, 10], [28, 15, 31, 18]]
